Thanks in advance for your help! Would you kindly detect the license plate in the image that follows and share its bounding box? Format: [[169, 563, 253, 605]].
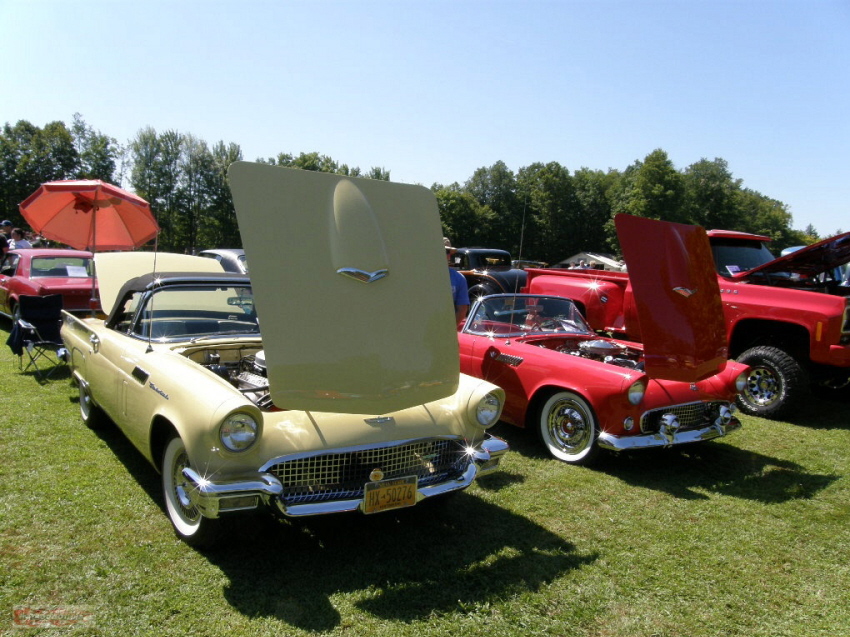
[[362, 475, 418, 514]]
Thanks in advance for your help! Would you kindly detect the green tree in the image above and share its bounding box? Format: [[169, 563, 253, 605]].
[[130, 128, 184, 251], [682, 157, 741, 230], [434, 184, 495, 247], [516, 162, 575, 264], [177, 134, 214, 253], [571, 167, 618, 255], [199, 141, 243, 249], [464, 161, 521, 252], [615, 149, 685, 223], [71, 113, 120, 182], [0, 120, 78, 225]]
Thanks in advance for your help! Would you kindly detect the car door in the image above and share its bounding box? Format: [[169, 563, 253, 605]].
[[0, 253, 20, 314]]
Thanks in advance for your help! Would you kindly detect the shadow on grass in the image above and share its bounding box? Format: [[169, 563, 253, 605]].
[[83, 416, 596, 631], [596, 443, 837, 502], [212, 495, 596, 630], [494, 420, 837, 503]]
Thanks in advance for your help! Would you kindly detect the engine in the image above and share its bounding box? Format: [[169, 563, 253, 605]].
[[559, 338, 644, 371], [205, 349, 274, 409]]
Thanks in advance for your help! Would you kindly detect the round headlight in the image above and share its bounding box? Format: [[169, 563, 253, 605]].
[[219, 412, 258, 452], [627, 380, 646, 405], [475, 392, 503, 428], [735, 371, 748, 393]]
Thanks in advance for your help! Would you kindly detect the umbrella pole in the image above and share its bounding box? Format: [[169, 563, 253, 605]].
[[89, 208, 98, 317]]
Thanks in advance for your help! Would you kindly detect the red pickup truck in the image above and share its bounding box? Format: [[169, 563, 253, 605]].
[[525, 217, 850, 419]]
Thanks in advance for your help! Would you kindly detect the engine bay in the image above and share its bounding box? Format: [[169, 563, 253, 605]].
[[183, 345, 276, 409], [530, 336, 645, 371]]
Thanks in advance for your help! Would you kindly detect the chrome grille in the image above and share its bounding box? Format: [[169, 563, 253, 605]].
[[640, 401, 724, 433], [267, 438, 470, 505]]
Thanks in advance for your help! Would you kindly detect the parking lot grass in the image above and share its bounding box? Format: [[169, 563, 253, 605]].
[[1, 324, 848, 636]]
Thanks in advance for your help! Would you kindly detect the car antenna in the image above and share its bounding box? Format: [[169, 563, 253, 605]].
[[145, 236, 160, 354]]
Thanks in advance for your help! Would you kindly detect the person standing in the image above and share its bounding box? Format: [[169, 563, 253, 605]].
[[445, 238, 470, 324], [9, 228, 32, 249], [0, 220, 12, 256]]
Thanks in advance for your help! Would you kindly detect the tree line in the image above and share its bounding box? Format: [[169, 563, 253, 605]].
[[1, 114, 829, 261]]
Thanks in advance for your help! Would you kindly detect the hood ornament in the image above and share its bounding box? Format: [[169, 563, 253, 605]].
[[337, 267, 389, 283]]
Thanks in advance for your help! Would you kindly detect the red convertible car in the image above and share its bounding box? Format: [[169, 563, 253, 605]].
[[0, 249, 94, 318], [458, 215, 750, 464]]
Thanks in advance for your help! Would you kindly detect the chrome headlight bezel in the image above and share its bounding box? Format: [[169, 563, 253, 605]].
[[219, 411, 259, 452], [468, 389, 504, 429]]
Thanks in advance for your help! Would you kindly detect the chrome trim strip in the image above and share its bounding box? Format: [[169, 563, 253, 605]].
[[597, 418, 742, 452], [181, 467, 283, 518], [181, 434, 508, 519], [258, 435, 466, 471], [275, 463, 479, 517]]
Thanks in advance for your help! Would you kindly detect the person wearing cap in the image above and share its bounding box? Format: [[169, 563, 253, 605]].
[[445, 237, 470, 324], [0, 220, 12, 256]]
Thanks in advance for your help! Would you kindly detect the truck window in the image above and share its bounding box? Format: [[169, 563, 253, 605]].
[[711, 239, 775, 276]]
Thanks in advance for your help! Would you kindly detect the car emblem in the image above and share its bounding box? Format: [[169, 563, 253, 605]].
[[337, 267, 389, 283], [673, 287, 697, 298], [369, 468, 385, 482], [690, 383, 698, 391]]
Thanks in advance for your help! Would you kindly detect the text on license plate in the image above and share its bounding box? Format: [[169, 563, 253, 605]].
[[363, 476, 418, 514]]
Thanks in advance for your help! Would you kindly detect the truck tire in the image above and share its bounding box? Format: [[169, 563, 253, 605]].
[[736, 346, 808, 420]]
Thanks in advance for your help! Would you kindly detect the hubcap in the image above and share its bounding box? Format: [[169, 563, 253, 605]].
[[745, 367, 781, 406], [171, 450, 199, 522], [547, 401, 590, 453]]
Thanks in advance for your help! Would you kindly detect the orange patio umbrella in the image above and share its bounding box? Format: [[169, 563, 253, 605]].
[[19, 179, 159, 251]]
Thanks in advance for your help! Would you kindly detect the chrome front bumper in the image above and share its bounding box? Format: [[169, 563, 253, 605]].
[[181, 434, 509, 519], [597, 418, 742, 452]]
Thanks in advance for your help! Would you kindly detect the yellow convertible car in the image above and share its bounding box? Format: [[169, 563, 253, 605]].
[[61, 164, 508, 547]]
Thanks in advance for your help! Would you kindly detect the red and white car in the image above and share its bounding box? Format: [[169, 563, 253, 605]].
[[458, 215, 750, 464], [0, 248, 94, 318]]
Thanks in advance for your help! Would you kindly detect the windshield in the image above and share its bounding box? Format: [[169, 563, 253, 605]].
[[31, 256, 92, 278], [125, 284, 260, 340], [464, 294, 592, 337], [711, 239, 775, 276]]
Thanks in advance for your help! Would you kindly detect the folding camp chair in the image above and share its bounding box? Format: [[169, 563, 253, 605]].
[[6, 294, 67, 380]]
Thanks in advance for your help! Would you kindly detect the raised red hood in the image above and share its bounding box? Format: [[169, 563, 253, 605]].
[[733, 231, 850, 280], [615, 214, 728, 383]]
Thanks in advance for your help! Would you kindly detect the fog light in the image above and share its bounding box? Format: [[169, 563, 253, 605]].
[[623, 417, 634, 431]]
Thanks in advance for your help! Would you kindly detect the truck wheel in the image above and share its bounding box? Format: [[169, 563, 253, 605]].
[[736, 346, 808, 419], [162, 435, 222, 548], [537, 391, 599, 464]]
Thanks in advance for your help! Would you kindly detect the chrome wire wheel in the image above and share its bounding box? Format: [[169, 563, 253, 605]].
[[537, 391, 599, 464]]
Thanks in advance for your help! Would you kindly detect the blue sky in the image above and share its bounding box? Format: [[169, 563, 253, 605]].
[[2, 0, 848, 238]]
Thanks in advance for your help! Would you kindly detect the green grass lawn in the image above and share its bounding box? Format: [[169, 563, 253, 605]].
[[1, 322, 848, 636]]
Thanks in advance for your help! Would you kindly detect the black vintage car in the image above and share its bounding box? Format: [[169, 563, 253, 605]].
[[449, 248, 528, 299]]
